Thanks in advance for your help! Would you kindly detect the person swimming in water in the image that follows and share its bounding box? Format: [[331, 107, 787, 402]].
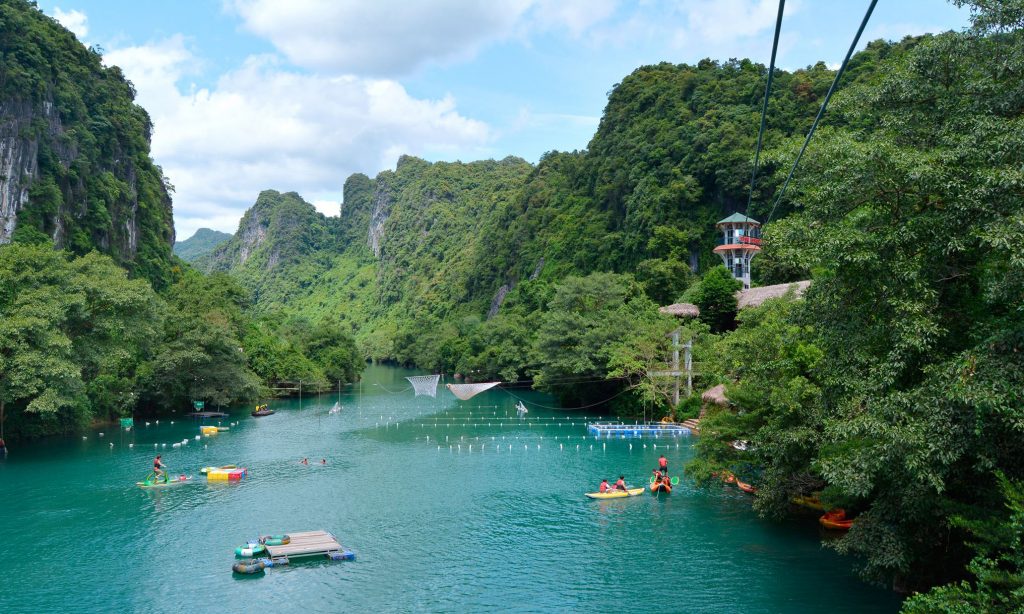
[[301, 458, 309, 465]]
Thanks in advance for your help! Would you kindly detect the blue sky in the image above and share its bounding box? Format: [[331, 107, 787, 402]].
[[39, 1, 972, 239]]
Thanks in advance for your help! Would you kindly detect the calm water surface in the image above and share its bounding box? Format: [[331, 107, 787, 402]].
[[0, 365, 900, 613]]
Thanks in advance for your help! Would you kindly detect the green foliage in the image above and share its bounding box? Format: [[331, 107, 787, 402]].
[[0, 0, 175, 287], [903, 474, 1024, 612], [0, 244, 159, 438], [692, 265, 742, 332], [532, 272, 676, 413]]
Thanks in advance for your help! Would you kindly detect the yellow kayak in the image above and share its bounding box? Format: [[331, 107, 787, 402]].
[[585, 487, 644, 499]]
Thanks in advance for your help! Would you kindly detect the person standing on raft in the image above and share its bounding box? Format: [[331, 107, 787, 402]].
[[658, 455, 669, 476], [153, 455, 167, 482]]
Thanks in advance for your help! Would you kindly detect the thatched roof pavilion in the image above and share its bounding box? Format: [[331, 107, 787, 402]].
[[736, 280, 811, 309], [658, 303, 701, 318]]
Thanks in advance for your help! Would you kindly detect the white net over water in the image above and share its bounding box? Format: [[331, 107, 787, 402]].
[[446, 382, 500, 400], [406, 375, 441, 397]]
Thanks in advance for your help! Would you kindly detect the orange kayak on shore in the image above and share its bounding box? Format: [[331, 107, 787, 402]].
[[819, 509, 854, 530]]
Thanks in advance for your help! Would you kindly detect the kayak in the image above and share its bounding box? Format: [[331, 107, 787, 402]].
[[137, 475, 193, 488], [820, 508, 855, 530], [200, 465, 237, 474], [792, 495, 825, 511], [585, 487, 644, 499]]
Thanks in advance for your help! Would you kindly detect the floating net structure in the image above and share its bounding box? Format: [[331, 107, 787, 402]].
[[446, 382, 500, 401], [406, 375, 441, 398]]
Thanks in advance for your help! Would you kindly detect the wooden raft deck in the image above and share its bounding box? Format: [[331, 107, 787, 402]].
[[265, 530, 345, 558]]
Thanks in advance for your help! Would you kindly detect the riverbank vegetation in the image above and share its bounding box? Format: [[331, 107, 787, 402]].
[[0, 245, 364, 440]]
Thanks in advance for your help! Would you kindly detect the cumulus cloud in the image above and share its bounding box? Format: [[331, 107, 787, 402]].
[[226, 0, 622, 76], [105, 38, 490, 239], [52, 7, 88, 39]]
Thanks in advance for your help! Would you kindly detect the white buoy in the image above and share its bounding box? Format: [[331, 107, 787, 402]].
[[195, 435, 200, 440], [172, 443, 181, 448], [82, 436, 87, 440], [154, 443, 158, 448], [109, 442, 114, 447], [129, 444, 134, 448], [145, 422, 150, 426], [99, 432, 105, 437], [170, 421, 174, 425], [155, 420, 160, 425], [162, 443, 166, 447]]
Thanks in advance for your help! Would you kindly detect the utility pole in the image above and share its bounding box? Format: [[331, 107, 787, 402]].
[[647, 328, 693, 409]]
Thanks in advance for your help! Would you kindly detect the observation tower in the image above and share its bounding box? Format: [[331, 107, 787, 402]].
[[713, 213, 761, 289]]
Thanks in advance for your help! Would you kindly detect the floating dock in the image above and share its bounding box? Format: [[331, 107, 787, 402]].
[[188, 411, 229, 419], [587, 422, 692, 438], [264, 530, 354, 560]]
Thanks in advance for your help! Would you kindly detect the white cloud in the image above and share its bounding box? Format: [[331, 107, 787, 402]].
[[225, 0, 622, 76], [226, 0, 531, 76], [675, 0, 796, 45], [52, 7, 88, 39], [105, 38, 490, 239]]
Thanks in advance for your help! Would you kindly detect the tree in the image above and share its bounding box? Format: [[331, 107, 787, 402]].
[[692, 265, 741, 332]]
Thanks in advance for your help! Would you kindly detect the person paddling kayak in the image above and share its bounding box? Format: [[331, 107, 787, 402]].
[[614, 475, 628, 491], [153, 455, 167, 482]]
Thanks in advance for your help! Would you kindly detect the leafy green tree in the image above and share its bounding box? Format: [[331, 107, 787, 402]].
[[533, 272, 676, 413], [692, 265, 741, 332]]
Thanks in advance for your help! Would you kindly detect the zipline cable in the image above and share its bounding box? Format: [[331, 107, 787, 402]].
[[764, 0, 879, 226], [745, 0, 787, 221]]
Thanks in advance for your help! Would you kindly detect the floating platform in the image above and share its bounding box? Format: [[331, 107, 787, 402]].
[[587, 422, 692, 438], [188, 411, 229, 419], [264, 530, 354, 560]]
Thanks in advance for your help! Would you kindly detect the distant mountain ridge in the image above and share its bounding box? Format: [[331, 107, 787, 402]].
[[173, 228, 232, 262]]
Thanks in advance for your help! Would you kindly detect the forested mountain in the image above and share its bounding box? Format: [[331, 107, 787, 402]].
[[205, 39, 923, 378], [0, 1, 363, 444], [173, 228, 231, 262], [0, 0, 176, 287]]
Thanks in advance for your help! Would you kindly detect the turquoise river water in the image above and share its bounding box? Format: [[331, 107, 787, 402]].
[[0, 365, 901, 613]]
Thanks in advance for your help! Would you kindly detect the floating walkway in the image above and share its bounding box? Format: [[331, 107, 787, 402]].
[[587, 422, 692, 438], [264, 530, 354, 560], [187, 411, 229, 419]]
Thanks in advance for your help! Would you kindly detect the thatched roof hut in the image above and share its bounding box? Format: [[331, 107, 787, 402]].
[[702, 384, 729, 406], [736, 280, 810, 309], [659, 303, 701, 318]]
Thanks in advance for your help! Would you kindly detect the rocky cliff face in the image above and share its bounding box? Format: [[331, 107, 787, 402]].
[[0, 0, 176, 287]]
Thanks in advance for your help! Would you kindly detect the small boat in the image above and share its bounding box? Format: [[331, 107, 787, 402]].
[[252, 408, 275, 417], [200, 464, 237, 474], [585, 487, 644, 499], [819, 508, 855, 530], [791, 495, 825, 511], [137, 475, 193, 488], [651, 481, 673, 494], [736, 480, 757, 494]]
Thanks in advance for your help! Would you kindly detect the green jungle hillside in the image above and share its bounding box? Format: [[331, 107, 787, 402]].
[[173, 228, 232, 262]]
